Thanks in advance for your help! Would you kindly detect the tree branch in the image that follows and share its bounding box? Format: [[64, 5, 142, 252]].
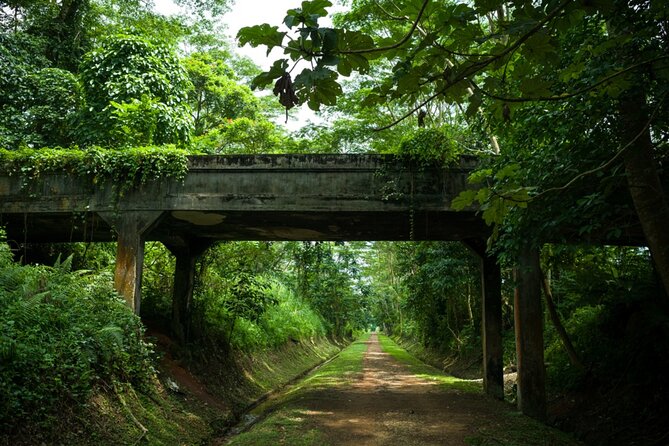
[[371, 0, 575, 131], [532, 95, 665, 200], [373, 84, 450, 131], [471, 56, 669, 103], [339, 0, 431, 55]]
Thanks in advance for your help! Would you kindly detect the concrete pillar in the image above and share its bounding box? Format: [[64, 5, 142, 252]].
[[462, 239, 504, 400], [99, 211, 162, 313], [165, 239, 211, 343], [481, 252, 504, 400], [514, 243, 546, 420]]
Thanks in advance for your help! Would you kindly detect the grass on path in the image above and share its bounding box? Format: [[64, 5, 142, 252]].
[[377, 333, 482, 393], [227, 333, 370, 446]]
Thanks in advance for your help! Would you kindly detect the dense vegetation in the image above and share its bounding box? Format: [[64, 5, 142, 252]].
[[2, 0, 668, 444], [0, 234, 155, 438]]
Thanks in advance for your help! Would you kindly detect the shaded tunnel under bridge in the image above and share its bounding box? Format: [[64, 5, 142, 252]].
[[0, 154, 548, 420]]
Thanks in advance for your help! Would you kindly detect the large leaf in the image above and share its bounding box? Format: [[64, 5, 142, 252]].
[[237, 24, 286, 55], [300, 0, 332, 17], [250, 59, 289, 90], [294, 67, 342, 110]]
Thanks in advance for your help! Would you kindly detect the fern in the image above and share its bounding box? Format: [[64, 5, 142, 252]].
[[0, 337, 16, 362]]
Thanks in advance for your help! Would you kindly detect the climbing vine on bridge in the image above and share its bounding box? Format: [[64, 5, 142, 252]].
[[0, 146, 190, 196]]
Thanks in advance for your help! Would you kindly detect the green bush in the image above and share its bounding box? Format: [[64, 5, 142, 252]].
[[396, 127, 461, 165], [258, 283, 327, 346], [0, 242, 155, 432], [191, 280, 327, 351]]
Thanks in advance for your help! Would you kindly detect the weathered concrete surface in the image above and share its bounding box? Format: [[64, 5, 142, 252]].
[[0, 154, 486, 243]]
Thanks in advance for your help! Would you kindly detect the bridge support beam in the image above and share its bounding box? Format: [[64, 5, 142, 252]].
[[164, 238, 212, 344], [99, 211, 163, 314], [463, 239, 504, 401], [514, 244, 546, 420]]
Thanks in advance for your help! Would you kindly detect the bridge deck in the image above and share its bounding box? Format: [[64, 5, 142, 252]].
[[0, 154, 487, 244]]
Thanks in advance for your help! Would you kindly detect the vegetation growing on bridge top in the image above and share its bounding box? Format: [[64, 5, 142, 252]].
[[0, 146, 190, 194]]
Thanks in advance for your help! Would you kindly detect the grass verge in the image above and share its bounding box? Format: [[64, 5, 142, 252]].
[[226, 333, 371, 446], [190, 336, 345, 414]]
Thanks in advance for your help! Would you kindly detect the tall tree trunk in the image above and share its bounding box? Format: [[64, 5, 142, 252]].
[[541, 268, 585, 371], [619, 89, 669, 297], [607, 5, 669, 298]]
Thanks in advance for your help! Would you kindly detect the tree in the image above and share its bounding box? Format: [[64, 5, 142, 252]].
[[0, 33, 84, 148], [78, 34, 193, 146], [184, 51, 262, 135], [398, 242, 480, 352], [238, 0, 669, 296], [363, 241, 407, 334], [287, 242, 368, 337], [192, 117, 292, 154]]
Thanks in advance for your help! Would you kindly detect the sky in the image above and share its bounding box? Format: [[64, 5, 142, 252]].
[[154, 0, 346, 130]]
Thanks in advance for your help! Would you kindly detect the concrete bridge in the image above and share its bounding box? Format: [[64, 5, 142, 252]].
[[0, 154, 544, 420]]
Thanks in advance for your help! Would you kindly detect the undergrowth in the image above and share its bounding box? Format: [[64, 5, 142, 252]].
[[0, 233, 155, 440]]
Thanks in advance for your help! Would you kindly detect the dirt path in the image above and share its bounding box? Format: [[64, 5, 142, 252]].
[[287, 332, 509, 445]]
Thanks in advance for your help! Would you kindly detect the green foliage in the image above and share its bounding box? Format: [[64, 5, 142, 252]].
[[396, 127, 462, 165], [184, 51, 261, 136], [451, 163, 532, 245], [260, 283, 327, 344], [140, 241, 353, 351], [221, 284, 327, 351], [241, 0, 669, 293], [109, 95, 188, 147], [180, 242, 333, 350], [0, 33, 83, 149], [78, 34, 193, 147], [0, 145, 190, 195], [238, 0, 376, 112], [289, 242, 370, 338], [0, 247, 155, 432], [542, 246, 669, 394], [395, 242, 481, 353], [191, 117, 288, 154]]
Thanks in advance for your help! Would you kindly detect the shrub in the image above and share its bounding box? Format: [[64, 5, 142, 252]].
[[0, 242, 155, 432]]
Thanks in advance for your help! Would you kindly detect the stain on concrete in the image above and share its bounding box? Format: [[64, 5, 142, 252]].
[[172, 211, 226, 226]]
